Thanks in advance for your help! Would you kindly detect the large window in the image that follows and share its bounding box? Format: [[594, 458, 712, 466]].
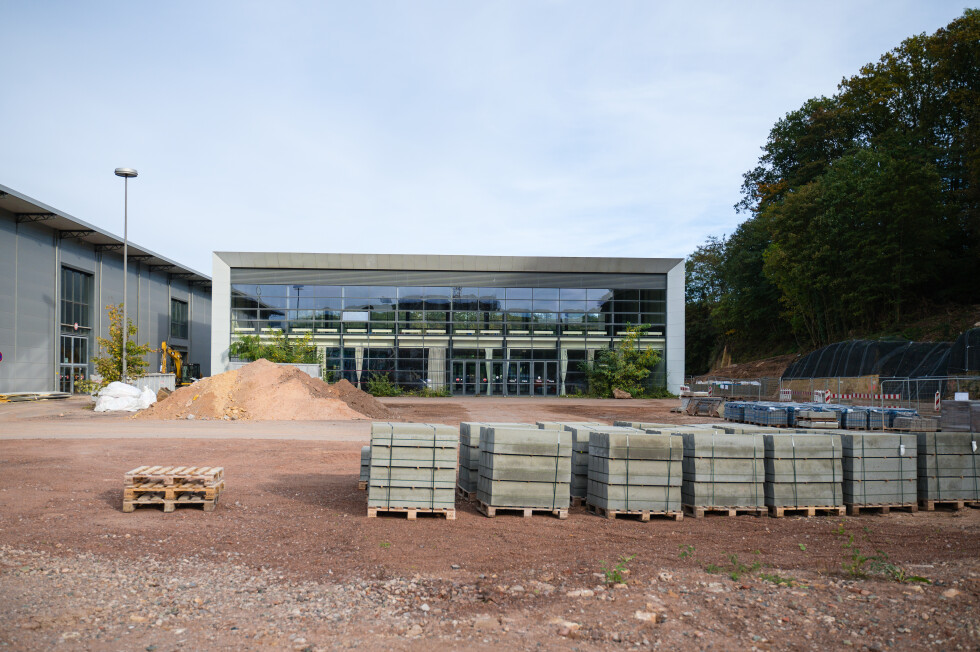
[[228, 273, 668, 394], [60, 267, 93, 393], [171, 299, 189, 339]]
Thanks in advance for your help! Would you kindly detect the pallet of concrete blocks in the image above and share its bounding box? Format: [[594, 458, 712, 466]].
[[587, 431, 683, 521], [537, 423, 604, 507], [358, 446, 370, 490], [917, 432, 980, 511], [367, 423, 458, 520], [893, 416, 938, 432], [841, 433, 918, 515], [763, 434, 845, 517], [841, 408, 870, 430], [681, 433, 766, 518], [457, 422, 531, 501], [939, 400, 980, 432], [123, 466, 225, 513], [794, 409, 838, 429], [476, 425, 571, 519]]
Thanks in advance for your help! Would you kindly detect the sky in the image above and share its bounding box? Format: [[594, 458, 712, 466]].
[[0, 1, 970, 276]]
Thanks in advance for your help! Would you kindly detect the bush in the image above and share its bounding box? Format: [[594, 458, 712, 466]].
[[581, 324, 662, 398], [366, 374, 403, 397]]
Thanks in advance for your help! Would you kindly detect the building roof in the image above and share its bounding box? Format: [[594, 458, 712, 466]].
[[0, 183, 210, 287], [215, 252, 682, 275]]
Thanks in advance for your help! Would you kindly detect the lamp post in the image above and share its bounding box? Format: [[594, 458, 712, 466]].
[[114, 167, 138, 382]]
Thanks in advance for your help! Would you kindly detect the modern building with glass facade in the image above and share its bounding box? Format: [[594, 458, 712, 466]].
[[212, 253, 684, 395], [0, 183, 212, 394]]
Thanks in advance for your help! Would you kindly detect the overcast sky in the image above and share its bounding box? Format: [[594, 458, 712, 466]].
[[0, 2, 969, 276]]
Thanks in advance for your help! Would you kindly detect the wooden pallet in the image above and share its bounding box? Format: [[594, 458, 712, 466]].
[[124, 466, 224, 486], [588, 504, 683, 522], [768, 505, 845, 518], [846, 503, 918, 516], [124, 480, 224, 501], [683, 505, 766, 518], [366, 506, 455, 520], [122, 493, 218, 513], [571, 496, 585, 508], [358, 480, 367, 491], [476, 500, 568, 520], [455, 485, 476, 501], [918, 499, 980, 512]]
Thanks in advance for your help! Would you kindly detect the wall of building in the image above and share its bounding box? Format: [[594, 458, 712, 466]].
[[0, 208, 211, 393]]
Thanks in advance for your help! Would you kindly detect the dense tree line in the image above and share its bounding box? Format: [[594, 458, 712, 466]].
[[687, 10, 980, 375]]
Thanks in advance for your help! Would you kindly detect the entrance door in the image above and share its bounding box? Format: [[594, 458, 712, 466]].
[[451, 361, 479, 395], [530, 361, 559, 396], [59, 334, 89, 393]]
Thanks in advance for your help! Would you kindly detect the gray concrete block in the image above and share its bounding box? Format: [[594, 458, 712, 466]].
[[765, 458, 843, 482], [682, 433, 765, 459], [587, 482, 680, 511], [764, 434, 842, 458], [479, 451, 572, 482], [683, 457, 764, 482], [590, 432, 682, 460], [477, 477, 570, 509], [764, 482, 842, 506], [682, 482, 766, 507]]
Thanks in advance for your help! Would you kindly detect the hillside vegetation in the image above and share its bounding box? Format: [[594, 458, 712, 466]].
[[686, 10, 980, 375]]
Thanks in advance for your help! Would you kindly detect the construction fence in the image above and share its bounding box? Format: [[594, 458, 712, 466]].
[[689, 375, 980, 415]]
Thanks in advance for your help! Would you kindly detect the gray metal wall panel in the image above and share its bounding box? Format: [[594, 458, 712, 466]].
[[190, 287, 212, 376], [0, 218, 57, 391]]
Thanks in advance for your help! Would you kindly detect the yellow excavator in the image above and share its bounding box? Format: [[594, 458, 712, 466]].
[[160, 341, 200, 387]]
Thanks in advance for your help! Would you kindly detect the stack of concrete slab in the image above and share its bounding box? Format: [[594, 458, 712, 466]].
[[894, 416, 939, 432], [940, 400, 980, 432], [564, 425, 645, 504], [840, 433, 917, 514], [613, 421, 679, 430], [359, 445, 371, 489], [841, 409, 870, 430], [795, 409, 838, 429], [681, 432, 766, 517], [476, 426, 571, 518], [917, 432, 980, 508], [587, 431, 683, 519], [458, 422, 530, 499], [367, 423, 458, 519], [763, 434, 844, 517]]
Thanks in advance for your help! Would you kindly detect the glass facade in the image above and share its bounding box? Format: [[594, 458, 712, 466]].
[[171, 298, 189, 339], [229, 272, 667, 395]]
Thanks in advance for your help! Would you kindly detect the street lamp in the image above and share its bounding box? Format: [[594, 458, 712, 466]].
[[114, 167, 138, 383]]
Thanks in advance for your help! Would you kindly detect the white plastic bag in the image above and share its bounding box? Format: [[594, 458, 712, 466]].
[[94, 382, 156, 412]]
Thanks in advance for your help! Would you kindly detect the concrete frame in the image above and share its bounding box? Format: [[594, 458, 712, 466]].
[[212, 252, 685, 394]]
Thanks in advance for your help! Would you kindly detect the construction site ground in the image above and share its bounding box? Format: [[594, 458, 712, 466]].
[[1, 397, 977, 651]]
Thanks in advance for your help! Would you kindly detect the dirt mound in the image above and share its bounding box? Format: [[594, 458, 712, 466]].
[[137, 359, 392, 421], [702, 354, 797, 379]]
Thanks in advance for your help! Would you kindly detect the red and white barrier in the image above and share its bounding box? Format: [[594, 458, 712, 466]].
[[935, 391, 941, 411]]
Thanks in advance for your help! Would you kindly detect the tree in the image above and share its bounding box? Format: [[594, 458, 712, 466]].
[[91, 303, 154, 385], [582, 324, 662, 397]]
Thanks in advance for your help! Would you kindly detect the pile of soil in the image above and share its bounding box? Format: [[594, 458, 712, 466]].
[[137, 359, 392, 421], [702, 353, 798, 379]]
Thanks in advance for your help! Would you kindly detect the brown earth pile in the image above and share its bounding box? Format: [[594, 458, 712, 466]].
[[137, 359, 392, 421]]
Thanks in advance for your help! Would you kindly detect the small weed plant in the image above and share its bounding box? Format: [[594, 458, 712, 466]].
[[678, 544, 695, 560], [760, 572, 803, 587], [836, 526, 929, 584], [600, 554, 636, 585]]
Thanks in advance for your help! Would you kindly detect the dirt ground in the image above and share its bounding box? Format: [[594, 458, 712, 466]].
[[0, 397, 978, 651]]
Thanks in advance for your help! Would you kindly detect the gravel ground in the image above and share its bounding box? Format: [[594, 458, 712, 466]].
[[0, 399, 978, 650]]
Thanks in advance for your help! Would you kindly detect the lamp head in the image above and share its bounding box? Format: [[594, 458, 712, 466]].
[[114, 168, 138, 178]]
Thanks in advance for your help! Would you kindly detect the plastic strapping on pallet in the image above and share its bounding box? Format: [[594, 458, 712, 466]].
[[664, 436, 672, 513]]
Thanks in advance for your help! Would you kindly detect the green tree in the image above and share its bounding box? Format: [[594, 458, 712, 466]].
[[91, 303, 154, 384], [583, 324, 662, 397]]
